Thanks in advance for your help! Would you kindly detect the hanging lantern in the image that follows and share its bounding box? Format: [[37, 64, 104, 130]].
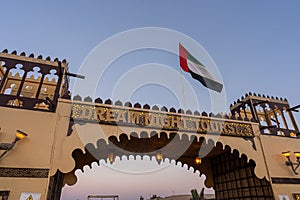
[[156, 152, 163, 164], [194, 157, 202, 165], [108, 152, 116, 164]]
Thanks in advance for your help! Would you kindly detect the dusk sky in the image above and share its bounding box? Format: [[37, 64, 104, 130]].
[[1, 1, 300, 200]]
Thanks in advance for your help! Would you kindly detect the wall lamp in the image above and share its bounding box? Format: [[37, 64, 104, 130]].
[[0, 130, 28, 160], [282, 151, 300, 175]]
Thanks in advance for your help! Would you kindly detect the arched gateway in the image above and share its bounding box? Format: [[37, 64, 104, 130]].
[[0, 51, 299, 200]]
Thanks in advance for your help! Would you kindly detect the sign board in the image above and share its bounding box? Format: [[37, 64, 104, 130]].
[[279, 194, 290, 200], [20, 192, 41, 200], [72, 103, 254, 137]]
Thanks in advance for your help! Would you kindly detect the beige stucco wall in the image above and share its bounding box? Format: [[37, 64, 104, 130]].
[[260, 135, 300, 199], [0, 106, 57, 168], [0, 101, 71, 199], [272, 184, 300, 200], [0, 177, 48, 199], [260, 135, 300, 178], [50, 100, 83, 176]]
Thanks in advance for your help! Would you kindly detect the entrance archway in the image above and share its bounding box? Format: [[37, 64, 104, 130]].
[[61, 155, 214, 200], [52, 131, 274, 200]]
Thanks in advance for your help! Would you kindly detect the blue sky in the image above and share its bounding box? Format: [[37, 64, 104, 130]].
[[1, 1, 300, 200], [1, 1, 300, 105]]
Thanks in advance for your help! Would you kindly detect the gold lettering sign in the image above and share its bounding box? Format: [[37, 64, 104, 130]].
[[71, 103, 254, 137]]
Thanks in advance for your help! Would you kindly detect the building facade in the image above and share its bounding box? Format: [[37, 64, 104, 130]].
[[0, 51, 299, 200]]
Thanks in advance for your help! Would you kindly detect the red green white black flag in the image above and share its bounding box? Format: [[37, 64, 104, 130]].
[[179, 43, 223, 93]]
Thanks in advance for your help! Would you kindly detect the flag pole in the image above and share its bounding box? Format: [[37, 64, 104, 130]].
[[179, 60, 187, 111]]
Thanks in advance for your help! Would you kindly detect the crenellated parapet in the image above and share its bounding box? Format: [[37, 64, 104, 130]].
[[0, 49, 69, 112], [67, 95, 256, 139], [230, 92, 299, 137], [69, 95, 254, 122]]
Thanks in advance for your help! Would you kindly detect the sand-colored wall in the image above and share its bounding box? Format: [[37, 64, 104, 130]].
[[0, 177, 48, 199], [260, 135, 300, 177], [272, 184, 300, 200], [0, 107, 58, 168], [259, 135, 300, 199], [0, 103, 69, 199]]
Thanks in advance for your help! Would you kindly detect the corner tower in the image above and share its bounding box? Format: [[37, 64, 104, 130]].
[[230, 93, 299, 137], [0, 50, 69, 111], [0, 50, 70, 200]]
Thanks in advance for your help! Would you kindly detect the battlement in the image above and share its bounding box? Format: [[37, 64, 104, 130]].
[[230, 92, 299, 137], [0, 49, 69, 112]]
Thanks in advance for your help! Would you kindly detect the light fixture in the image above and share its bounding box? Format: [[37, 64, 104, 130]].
[[290, 132, 297, 137], [282, 151, 300, 175], [0, 130, 28, 160], [155, 152, 163, 164], [194, 157, 202, 165], [282, 151, 291, 158], [294, 152, 300, 159], [108, 152, 115, 164], [15, 130, 28, 141]]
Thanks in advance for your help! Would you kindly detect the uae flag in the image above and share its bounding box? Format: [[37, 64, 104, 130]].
[[179, 43, 223, 93]]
